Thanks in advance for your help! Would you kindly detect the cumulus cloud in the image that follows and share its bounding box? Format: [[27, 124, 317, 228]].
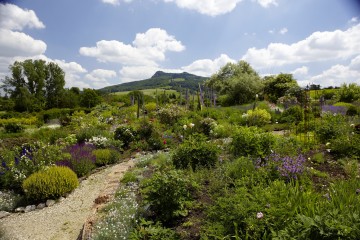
[[291, 66, 308, 76], [309, 64, 360, 87], [181, 54, 236, 77], [243, 23, 360, 69], [349, 17, 358, 24], [0, 3, 45, 31], [102, 0, 120, 5], [118, 54, 235, 82], [85, 69, 117, 88], [80, 28, 185, 67], [256, 0, 278, 8]]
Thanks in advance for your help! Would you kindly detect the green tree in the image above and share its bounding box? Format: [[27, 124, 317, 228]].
[[263, 73, 299, 103], [206, 61, 263, 105], [46, 62, 65, 109], [336, 83, 360, 103], [80, 88, 102, 108]]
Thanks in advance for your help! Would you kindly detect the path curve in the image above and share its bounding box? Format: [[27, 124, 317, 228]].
[[0, 159, 134, 240]]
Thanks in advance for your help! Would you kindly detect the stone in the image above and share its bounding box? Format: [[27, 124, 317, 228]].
[[24, 205, 36, 213], [15, 207, 25, 213], [37, 203, 46, 209], [0, 211, 10, 219], [94, 194, 110, 204], [46, 199, 56, 207]]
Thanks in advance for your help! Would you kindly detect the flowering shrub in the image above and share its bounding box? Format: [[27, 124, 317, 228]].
[[59, 143, 96, 177], [257, 153, 307, 180], [87, 136, 109, 149], [157, 104, 186, 125], [199, 117, 217, 136], [114, 125, 136, 149], [321, 105, 347, 115]]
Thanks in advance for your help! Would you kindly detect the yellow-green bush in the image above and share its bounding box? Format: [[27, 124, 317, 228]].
[[93, 149, 120, 166], [0, 116, 38, 127], [22, 166, 79, 202]]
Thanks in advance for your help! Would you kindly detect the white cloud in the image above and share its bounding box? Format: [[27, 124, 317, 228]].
[[118, 54, 235, 82], [85, 69, 117, 88], [80, 28, 185, 66], [279, 27, 288, 35], [291, 66, 308, 76], [163, 0, 243, 16], [349, 17, 358, 24], [181, 54, 236, 77], [243, 23, 360, 69], [0, 29, 47, 57], [256, 0, 278, 8], [102, 0, 120, 5], [309, 64, 360, 87], [0, 3, 45, 31], [350, 55, 360, 70]]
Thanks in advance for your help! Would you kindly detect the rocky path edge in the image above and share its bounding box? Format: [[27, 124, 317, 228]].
[[0, 159, 135, 240]]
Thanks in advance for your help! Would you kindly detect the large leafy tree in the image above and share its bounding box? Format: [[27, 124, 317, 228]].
[[263, 73, 299, 103], [206, 60, 263, 106], [80, 88, 102, 108], [1, 59, 66, 111]]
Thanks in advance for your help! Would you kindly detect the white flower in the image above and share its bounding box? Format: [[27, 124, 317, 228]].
[[256, 212, 264, 219], [189, 123, 195, 128], [326, 142, 331, 146], [183, 125, 187, 130]]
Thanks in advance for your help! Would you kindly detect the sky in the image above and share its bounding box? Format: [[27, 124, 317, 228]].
[[0, 0, 360, 90]]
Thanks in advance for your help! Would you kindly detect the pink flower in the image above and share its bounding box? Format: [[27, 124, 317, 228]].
[[256, 212, 264, 219]]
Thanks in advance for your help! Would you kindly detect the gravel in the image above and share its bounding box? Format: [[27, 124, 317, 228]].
[[0, 160, 134, 240]]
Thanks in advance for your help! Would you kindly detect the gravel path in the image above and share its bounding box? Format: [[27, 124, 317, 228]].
[[0, 159, 134, 240]]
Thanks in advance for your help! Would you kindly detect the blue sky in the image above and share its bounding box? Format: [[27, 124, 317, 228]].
[[0, 0, 360, 89]]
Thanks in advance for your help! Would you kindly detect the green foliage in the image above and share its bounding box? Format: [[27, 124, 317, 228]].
[[172, 134, 219, 170], [336, 83, 360, 103], [76, 127, 106, 144], [230, 127, 275, 158], [130, 219, 179, 240], [244, 108, 272, 127], [157, 104, 186, 125], [207, 61, 263, 105], [114, 125, 136, 148], [140, 170, 194, 223], [315, 113, 349, 143], [22, 166, 78, 202], [263, 73, 299, 103], [93, 149, 120, 166], [80, 88, 102, 108], [3, 122, 24, 133], [121, 171, 139, 184], [280, 105, 304, 124]]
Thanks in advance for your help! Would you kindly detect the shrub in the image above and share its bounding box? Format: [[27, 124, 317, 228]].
[[4, 123, 24, 133], [22, 166, 78, 202], [130, 219, 179, 240], [114, 125, 136, 149], [156, 104, 185, 125], [315, 113, 349, 143], [76, 127, 105, 144], [280, 105, 303, 124], [93, 149, 120, 166], [140, 170, 194, 223], [244, 108, 272, 127], [59, 143, 96, 177], [199, 117, 217, 136], [172, 134, 219, 170], [230, 127, 275, 158]]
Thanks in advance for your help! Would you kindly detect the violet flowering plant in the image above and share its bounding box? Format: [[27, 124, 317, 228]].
[[256, 152, 307, 180]]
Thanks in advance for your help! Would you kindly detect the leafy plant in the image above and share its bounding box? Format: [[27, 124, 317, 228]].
[[93, 148, 120, 166], [172, 134, 219, 170], [114, 125, 136, 149], [130, 219, 179, 240], [140, 170, 194, 223], [22, 166, 78, 202]]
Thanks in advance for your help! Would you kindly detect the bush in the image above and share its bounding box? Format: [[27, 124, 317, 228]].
[[280, 105, 303, 124], [130, 220, 179, 240], [244, 108, 272, 127], [156, 104, 185, 125], [140, 170, 194, 223], [172, 134, 219, 170], [114, 125, 136, 149], [59, 143, 96, 177], [230, 127, 275, 158], [22, 166, 78, 202], [4, 123, 24, 133], [315, 113, 349, 143], [93, 149, 120, 166]]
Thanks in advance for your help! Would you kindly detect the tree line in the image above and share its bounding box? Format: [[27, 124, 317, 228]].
[[0, 59, 101, 112]]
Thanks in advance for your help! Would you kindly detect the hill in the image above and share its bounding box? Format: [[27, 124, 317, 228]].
[[98, 71, 208, 93]]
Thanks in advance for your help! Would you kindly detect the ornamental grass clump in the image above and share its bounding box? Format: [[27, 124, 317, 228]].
[[22, 166, 78, 202]]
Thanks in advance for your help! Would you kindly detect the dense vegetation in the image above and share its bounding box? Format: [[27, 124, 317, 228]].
[[1, 59, 360, 239]]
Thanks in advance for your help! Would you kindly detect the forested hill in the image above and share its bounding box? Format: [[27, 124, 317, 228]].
[[98, 71, 208, 93]]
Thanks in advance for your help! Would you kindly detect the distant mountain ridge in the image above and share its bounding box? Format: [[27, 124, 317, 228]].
[[98, 71, 208, 93]]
